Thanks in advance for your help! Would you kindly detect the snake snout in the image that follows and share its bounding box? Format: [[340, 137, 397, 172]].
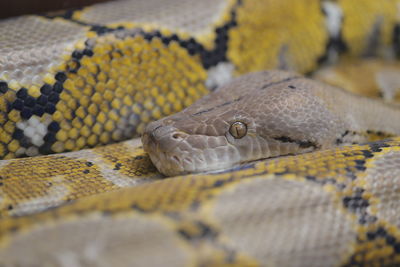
[[142, 122, 193, 176], [142, 123, 189, 153]]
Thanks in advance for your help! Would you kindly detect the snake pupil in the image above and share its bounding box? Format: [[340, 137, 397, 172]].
[[229, 122, 247, 139]]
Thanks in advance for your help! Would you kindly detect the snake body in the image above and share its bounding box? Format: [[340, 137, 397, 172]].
[[1, 0, 400, 266]]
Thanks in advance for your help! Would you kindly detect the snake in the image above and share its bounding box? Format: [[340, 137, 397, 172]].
[[1, 0, 400, 266]]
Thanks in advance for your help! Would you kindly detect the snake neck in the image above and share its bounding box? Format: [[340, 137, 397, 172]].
[[320, 86, 400, 144]]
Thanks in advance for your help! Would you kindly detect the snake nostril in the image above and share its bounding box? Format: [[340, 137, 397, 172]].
[[172, 155, 180, 163]]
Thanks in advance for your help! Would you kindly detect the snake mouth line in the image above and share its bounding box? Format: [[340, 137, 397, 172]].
[[146, 149, 185, 176], [143, 127, 321, 176], [143, 130, 244, 176]]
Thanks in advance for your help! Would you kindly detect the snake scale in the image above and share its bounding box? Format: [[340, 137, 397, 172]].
[[1, 0, 400, 266]]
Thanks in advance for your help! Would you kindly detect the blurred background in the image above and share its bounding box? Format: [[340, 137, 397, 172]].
[[0, 0, 110, 19]]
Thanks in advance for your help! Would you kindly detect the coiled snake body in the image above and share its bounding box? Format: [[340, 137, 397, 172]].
[[1, 0, 400, 266]]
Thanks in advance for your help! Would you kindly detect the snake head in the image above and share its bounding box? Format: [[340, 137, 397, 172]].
[[142, 70, 345, 176]]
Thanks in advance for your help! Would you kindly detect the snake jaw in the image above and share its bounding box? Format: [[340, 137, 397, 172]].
[[142, 132, 184, 176], [143, 137, 236, 176]]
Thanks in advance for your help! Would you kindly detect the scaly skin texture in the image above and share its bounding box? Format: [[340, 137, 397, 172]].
[[1, 0, 400, 266], [2, 137, 400, 266], [143, 70, 400, 176], [0, 0, 398, 159]]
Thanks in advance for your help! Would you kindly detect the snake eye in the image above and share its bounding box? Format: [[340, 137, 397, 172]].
[[229, 121, 247, 139]]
